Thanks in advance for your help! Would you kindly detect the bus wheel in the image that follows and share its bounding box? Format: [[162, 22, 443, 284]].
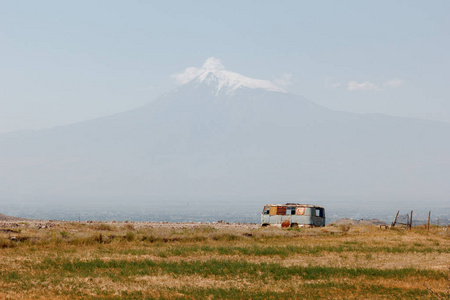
[[261, 223, 269, 227], [291, 223, 299, 228]]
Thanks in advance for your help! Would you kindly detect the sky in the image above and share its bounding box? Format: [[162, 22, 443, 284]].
[[1, 0, 449, 133]]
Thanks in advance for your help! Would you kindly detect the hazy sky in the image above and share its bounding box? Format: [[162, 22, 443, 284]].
[[1, 1, 449, 133]]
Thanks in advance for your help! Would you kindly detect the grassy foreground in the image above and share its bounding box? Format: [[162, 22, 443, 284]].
[[0, 221, 448, 299]]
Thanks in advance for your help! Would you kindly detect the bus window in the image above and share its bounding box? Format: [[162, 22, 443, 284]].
[[262, 206, 270, 215], [318, 208, 324, 218], [269, 206, 277, 215], [277, 206, 287, 215], [296, 207, 305, 215], [286, 207, 295, 215]]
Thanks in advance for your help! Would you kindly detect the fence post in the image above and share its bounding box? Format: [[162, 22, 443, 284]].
[[427, 211, 431, 232], [409, 210, 413, 230], [392, 210, 399, 227]]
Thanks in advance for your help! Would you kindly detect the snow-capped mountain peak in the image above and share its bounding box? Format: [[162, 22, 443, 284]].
[[173, 57, 285, 94]]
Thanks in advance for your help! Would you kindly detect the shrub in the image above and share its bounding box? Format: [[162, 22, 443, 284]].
[[339, 224, 351, 232], [125, 232, 135, 242], [124, 224, 135, 230], [90, 223, 115, 231]]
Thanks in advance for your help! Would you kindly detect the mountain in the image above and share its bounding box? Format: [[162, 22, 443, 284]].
[[1, 64, 449, 220]]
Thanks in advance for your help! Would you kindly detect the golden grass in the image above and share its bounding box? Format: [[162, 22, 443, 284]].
[[0, 221, 448, 299]]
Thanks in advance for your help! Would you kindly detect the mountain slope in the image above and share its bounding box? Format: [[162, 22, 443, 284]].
[[1, 70, 449, 218]]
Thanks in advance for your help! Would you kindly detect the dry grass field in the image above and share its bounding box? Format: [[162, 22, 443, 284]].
[[0, 219, 448, 299]]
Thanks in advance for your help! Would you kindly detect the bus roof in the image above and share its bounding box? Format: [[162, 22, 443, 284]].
[[264, 203, 324, 209]]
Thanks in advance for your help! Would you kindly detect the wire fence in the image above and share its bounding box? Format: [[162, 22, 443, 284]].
[[391, 211, 449, 229]]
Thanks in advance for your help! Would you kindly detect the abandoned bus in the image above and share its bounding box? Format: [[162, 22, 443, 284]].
[[261, 203, 325, 227]]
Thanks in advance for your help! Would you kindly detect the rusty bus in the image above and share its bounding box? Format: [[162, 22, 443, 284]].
[[261, 203, 325, 227]]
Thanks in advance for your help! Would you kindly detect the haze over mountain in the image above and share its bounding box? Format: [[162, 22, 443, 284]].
[[1, 58, 449, 221]]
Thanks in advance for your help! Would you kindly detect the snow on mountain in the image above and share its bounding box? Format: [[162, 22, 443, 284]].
[[173, 57, 285, 95]]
